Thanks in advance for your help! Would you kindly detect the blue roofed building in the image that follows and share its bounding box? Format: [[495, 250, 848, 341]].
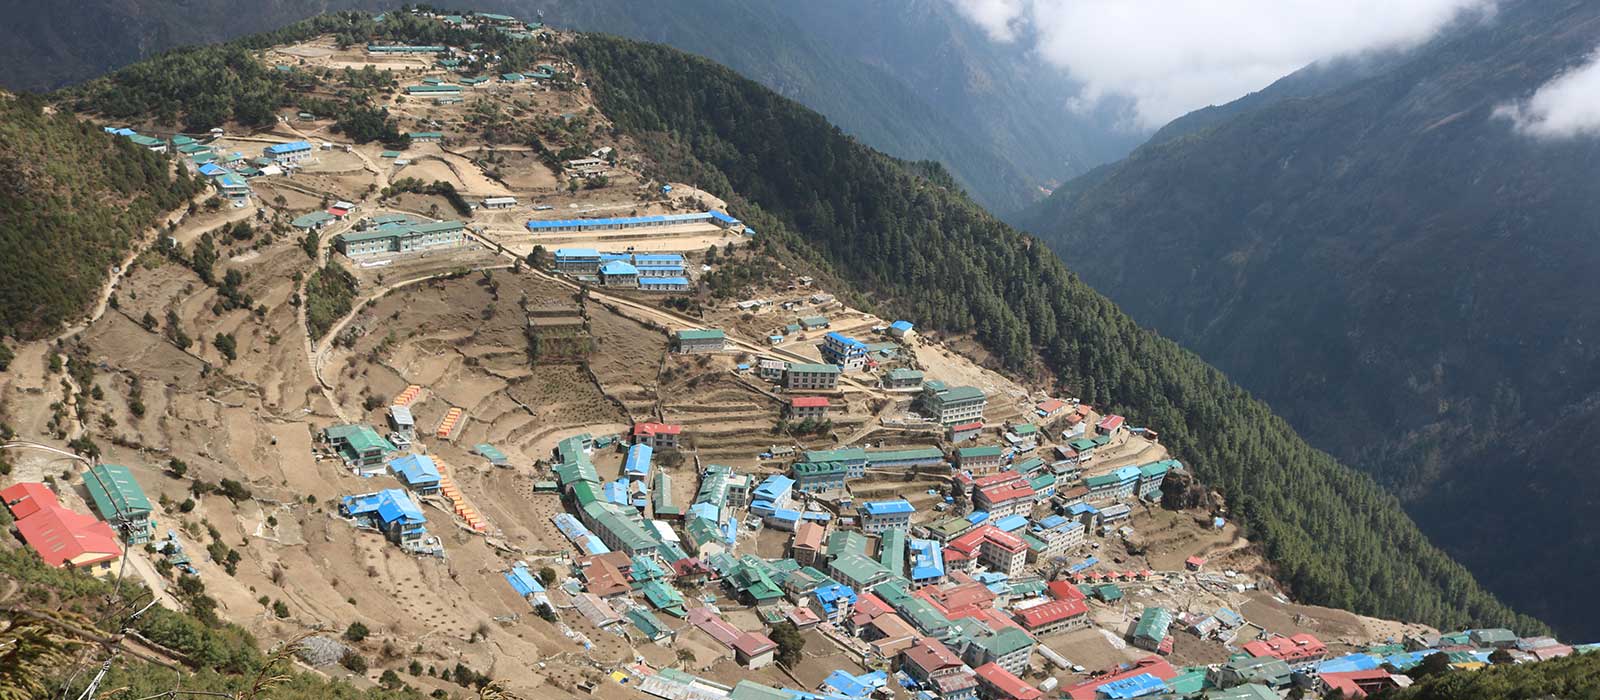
[[599, 260, 638, 287], [640, 276, 692, 292], [820, 669, 887, 699], [888, 320, 915, 338], [388, 454, 442, 495], [263, 140, 312, 163], [991, 514, 1029, 533], [860, 499, 915, 534], [909, 538, 947, 589], [625, 443, 654, 479], [752, 474, 795, 511], [633, 253, 686, 277], [811, 582, 859, 624], [1097, 673, 1168, 699], [821, 332, 869, 372], [553, 248, 602, 273], [708, 209, 742, 229], [340, 489, 431, 550]]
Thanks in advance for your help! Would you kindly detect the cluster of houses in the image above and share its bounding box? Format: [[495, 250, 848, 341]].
[[105, 127, 278, 202], [552, 249, 695, 292]]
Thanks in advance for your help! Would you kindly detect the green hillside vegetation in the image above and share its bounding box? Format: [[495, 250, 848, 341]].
[[0, 93, 204, 342], [559, 34, 1546, 634], [0, 546, 440, 698], [1015, 0, 1600, 637], [1389, 653, 1600, 700]]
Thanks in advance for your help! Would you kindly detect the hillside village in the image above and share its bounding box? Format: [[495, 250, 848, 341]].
[[0, 9, 1593, 700]]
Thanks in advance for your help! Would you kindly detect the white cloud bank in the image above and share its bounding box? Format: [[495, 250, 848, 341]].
[[1495, 49, 1600, 139], [951, 0, 1494, 128]]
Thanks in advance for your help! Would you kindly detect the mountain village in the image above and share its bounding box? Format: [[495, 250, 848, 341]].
[[0, 9, 1591, 700]]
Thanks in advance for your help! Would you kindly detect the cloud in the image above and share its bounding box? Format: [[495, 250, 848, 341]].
[[950, 0, 1494, 129], [1495, 49, 1600, 139]]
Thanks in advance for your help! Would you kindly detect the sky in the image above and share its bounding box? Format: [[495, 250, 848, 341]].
[[950, 0, 1496, 129], [1496, 49, 1600, 139]]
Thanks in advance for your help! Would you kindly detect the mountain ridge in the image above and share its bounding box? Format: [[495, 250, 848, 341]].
[[1017, 0, 1600, 637]]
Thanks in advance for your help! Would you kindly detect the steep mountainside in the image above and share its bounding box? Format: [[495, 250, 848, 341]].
[[515, 0, 1140, 211], [0, 0, 392, 94], [0, 93, 204, 341], [0, 0, 1136, 215], [1017, 0, 1600, 637], [562, 33, 1543, 635]]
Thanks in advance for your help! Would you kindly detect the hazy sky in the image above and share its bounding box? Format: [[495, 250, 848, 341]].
[[951, 0, 1496, 128], [1497, 49, 1600, 139]]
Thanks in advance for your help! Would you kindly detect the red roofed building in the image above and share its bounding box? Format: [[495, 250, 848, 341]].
[[973, 662, 1041, 700], [946, 525, 1027, 578], [787, 396, 831, 420], [948, 420, 984, 442], [1013, 598, 1089, 636], [975, 480, 1036, 518], [671, 558, 714, 584], [932, 671, 980, 700], [901, 637, 967, 683], [1, 482, 57, 520], [12, 505, 122, 571], [632, 422, 683, 449], [848, 591, 893, 635], [734, 631, 777, 668], [1096, 415, 1125, 435], [1185, 555, 1206, 571], [689, 606, 743, 646], [1065, 656, 1178, 700], [577, 553, 630, 597], [1320, 670, 1403, 698], [916, 573, 998, 620], [1242, 633, 1328, 668]]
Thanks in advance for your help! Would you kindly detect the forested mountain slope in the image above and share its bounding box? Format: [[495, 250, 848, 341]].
[[558, 33, 1545, 635], [515, 0, 1139, 213], [0, 0, 392, 94], [0, 93, 204, 342], [1015, 0, 1600, 637], [0, 0, 1135, 215]]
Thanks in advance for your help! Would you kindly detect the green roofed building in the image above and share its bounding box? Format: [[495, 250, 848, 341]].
[[674, 329, 727, 353], [322, 424, 397, 470], [337, 220, 465, 258], [730, 681, 792, 700], [883, 367, 924, 389], [879, 526, 907, 578], [785, 362, 841, 390], [82, 464, 154, 543], [827, 529, 869, 559], [291, 211, 335, 230], [1133, 606, 1174, 651]]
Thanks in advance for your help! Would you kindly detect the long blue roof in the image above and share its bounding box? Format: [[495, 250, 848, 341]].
[[708, 209, 739, 224], [862, 500, 914, 517], [197, 163, 227, 177], [600, 260, 638, 275], [505, 565, 545, 596], [643, 277, 690, 286], [527, 212, 713, 230], [371, 489, 425, 524], [266, 141, 311, 154]]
